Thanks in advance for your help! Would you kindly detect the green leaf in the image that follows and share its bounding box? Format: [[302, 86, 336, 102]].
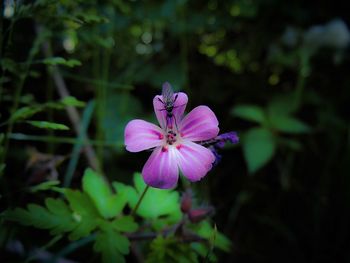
[[243, 128, 276, 173], [64, 189, 100, 240], [191, 243, 217, 262], [146, 236, 199, 263], [231, 104, 266, 123], [29, 180, 60, 193], [42, 57, 81, 68], [112, 216, 138, 233], [43, 57, 66, 65], [119, 173, 181, 220], [82, 168, 127, 218], [10, 106, 42, 122], [2, 199, 77, 235], [94, 226, 129, 263], [269, 115, 310, 134], [26, 121, 69, 130], [191, 221, 231, 252], [60, 96, 85, 107]]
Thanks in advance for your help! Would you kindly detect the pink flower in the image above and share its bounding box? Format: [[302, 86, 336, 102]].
[[124, 91, 220, 189]]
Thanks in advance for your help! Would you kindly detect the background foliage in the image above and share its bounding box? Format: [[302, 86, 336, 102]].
[[1, 0, 350, 262]]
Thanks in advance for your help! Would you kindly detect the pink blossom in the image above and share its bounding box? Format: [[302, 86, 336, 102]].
[[124, 91, 220, 189]]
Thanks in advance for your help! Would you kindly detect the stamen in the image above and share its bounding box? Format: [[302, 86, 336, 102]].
[[176, 144, 182, 150], [162, 146, 168, 152]]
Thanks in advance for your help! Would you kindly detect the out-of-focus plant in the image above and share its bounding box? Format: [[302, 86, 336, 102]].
[[232, 94, 310, 174]]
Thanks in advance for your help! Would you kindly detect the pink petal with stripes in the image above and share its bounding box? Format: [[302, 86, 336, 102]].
[[175, 140, 215, 182], [179, 106, 219, 141], [142, 146, 179, 189], [124, 119, 164, 152]]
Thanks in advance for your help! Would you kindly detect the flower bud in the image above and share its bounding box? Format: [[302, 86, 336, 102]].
[[188, 206, 214, 223]]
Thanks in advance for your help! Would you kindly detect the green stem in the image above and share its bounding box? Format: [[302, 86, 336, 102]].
[[293, 49, 310, 111], [132, 185, 150, 216], [64, 100, 95, 187]]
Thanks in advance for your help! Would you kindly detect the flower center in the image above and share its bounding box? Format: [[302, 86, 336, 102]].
[[166, 130, 177, 145]]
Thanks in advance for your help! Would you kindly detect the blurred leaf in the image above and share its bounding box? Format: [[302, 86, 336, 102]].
[[146, 236, 199, 263], [243, 128, 276, 173], [269, 115, 310, 134], [3, 199, 77, 235], [64, 189, 100, 240], [8, 96, 85, 124], [82, 168, 127, 218], [112, 216, 138, 233], [75, 12, 109, 24], [42, 57, 81, 67], [26, 121, 70, 130], [60, 96, 86, 107], [231, 104, 266, 124], [1, 58, 18, 73], [191, 243, 217, 262], [29, 180, 60, 192], [191, 221, 231, 252], [10, 106, 42, 122]]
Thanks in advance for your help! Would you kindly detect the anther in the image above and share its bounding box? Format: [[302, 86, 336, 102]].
[[162, 146, 168, 152]]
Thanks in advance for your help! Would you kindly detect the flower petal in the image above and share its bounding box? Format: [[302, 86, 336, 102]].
[[153, 92, 188, 130], [142, 146, 179, 189], [175, 140, 215, 182], [179, 106, 219, 141], [124, 119, 164, 152]]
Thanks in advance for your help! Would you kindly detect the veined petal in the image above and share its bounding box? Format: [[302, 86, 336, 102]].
[[153, 92, 188, 130], [142, 146, 179, 189], [175, 140, 215, 182], [179, 106, 219, 141], [124, 119, 164, 152]]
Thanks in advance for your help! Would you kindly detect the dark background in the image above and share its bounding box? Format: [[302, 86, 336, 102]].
[[1, 0, 350, 262]]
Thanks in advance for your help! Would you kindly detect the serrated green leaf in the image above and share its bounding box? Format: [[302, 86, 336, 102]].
[[127, 173, 181, 220], [29, 180, 60, 192], [269, 115, 310, 134], [3, 199, 77, 235], [26, 121, 69, 130], [82, 168, 127, 218], [94, 226, 129, 263], [112, 181, 138, 215], [64, 189, 99, 240], [231, 104, 266, 123], [112, 216, 138, 233], [243, 128, 276, 174]]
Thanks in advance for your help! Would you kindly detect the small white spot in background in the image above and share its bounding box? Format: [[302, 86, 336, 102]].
[[4, 0, 15, 18]]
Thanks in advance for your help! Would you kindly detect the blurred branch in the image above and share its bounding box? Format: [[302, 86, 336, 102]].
[[36, 25, 100, 172]]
